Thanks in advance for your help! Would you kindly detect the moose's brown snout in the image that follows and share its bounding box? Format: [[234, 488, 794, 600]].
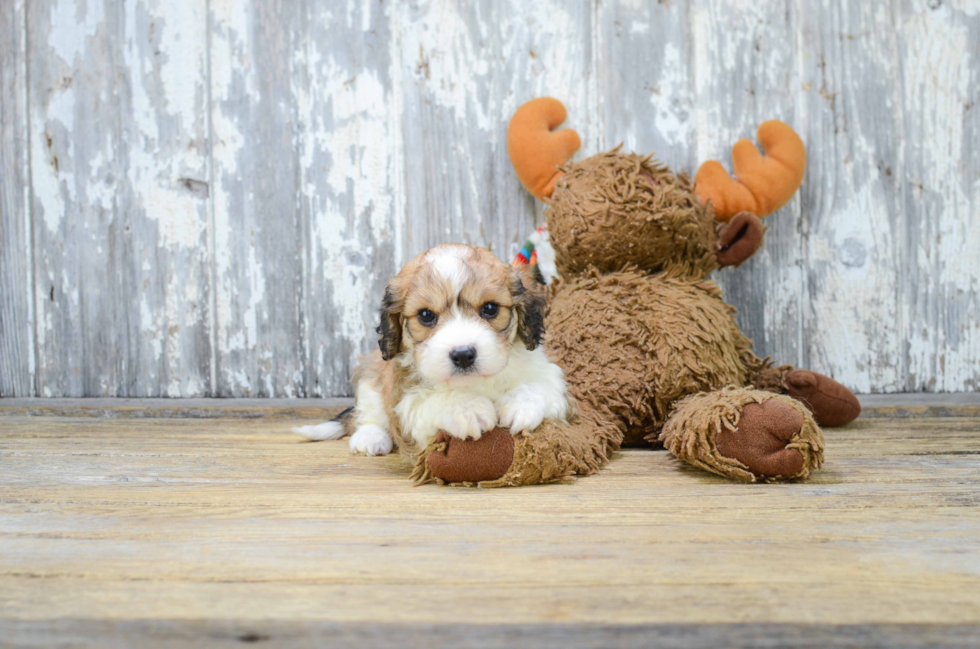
[[716, 211, 765, 267]]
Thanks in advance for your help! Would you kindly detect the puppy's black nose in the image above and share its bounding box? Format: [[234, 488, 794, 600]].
[[449, 347, 477, 369]]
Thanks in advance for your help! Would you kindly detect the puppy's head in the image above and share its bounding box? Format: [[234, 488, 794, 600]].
[[377, 244, 545, 386]]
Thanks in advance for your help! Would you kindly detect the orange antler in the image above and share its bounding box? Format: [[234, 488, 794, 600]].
[[507, 98, 581, 200], [694, 121, 806, 221]]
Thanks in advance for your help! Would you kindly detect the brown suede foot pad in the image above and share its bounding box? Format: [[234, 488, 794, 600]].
[[715, 400, 805, 478], [785, 369, 861, 427], [425, 428, 515, 484]]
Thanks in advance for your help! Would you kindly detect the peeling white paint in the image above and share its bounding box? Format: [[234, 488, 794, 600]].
[[901, 7, 978, 391], [320, 69, 391, 241], [32, 86, 75, 235], [210, 0, 259, 395], [306, 60, 393, 343], [650, 44, 692, 148], [395, 1, 492, 133], [950, 0, 980, 16], [8, 0, 980, 398], [141, 294, 162, 363], [209, 0, 254, 388], [48, 0, 103, 65], [808, 180, 902, 393]]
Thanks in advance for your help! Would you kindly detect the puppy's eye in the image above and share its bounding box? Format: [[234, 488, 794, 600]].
[[479, 302, 499, 319], [417, 309, 438, 327]]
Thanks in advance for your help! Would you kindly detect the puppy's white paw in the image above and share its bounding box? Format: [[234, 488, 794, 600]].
[[291, 421, 345, 441], [496, 386, 547, 433], [349, 425, 393, 456], [442, 396, 497, 440]]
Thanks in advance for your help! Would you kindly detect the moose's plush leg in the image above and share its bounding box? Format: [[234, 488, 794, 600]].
[[739, 348, 861, 427], [657, 387, 824, 483], [784, 369, 862, 427], [739, 348, 792, 394], [413, 403, 621, 488]]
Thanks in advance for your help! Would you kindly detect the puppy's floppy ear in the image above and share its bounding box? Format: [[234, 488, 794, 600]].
[[512, 268, 546, 350], [376, 283, 403, 361]]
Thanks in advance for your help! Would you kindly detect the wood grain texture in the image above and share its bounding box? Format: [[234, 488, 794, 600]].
[[5, 392, 980, 419], [0, 398, 351, 419], [393, 0, 596, 259], [4, 621, 980, 649], [0, 0, 32, 397], [27, 0, 213, 397], [898, 0, 980, 392], [1, 0, 980, 397], [693, 0, 805, 372], [299, 0, 401, 398], [209, 0, 306, 398], [597, 0, 694, 170], [0, 415, 978, 641], [797, 1, 906, 393]]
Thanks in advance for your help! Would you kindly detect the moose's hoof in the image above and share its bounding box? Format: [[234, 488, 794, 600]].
[[786, 369, 861, 427], [715, 400, 806, 479], [426, 427, 515, 484]]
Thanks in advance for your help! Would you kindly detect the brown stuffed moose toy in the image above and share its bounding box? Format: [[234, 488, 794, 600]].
[[415, 97, 861, 486]]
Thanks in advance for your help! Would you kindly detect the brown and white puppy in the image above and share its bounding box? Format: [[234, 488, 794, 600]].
[[293, 244, 570, 455]]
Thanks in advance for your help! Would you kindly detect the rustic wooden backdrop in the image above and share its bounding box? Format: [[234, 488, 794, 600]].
[[1, 0, 978, 398]]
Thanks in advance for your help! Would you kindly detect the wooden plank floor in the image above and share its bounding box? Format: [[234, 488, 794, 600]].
[[1, 414, 979, 647]]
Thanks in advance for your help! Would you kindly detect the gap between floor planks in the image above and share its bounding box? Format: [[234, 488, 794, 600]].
[[3, 393, 980, 419]]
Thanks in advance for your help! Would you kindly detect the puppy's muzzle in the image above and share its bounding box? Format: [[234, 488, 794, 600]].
[[449, 347, 477, 370]]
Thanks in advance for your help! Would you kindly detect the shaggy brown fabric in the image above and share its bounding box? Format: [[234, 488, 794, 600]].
[[545, 268, 755, 446], [425, 428, 515, 484], [548, 150, 718, 279], [393, 135, 847, 486], [412, 401, 621, 488], [739, 348, 794, 394], [659, 387, 824, 483], [785, 369, 862, 427]]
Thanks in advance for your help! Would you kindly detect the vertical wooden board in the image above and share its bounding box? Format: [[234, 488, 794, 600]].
[[210, 0, 306, 397], [0, 0, 33, 396], [298, 0, 400, 397], [899, 1, 980, 392], [305, 0, 597, 396], [795, 2, 906, 393], [596, 0, 695, 171], [690, 0, 805, 370], [7, 0, 978, 398], [28, 0, 212, 396], [490, 0, 598, 246], [392, 0, 596, 265]]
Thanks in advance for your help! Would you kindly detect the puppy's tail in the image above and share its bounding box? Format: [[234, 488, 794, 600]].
[[291, 406, 354, 441]]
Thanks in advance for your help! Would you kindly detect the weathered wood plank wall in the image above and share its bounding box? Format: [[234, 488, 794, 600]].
[[1, 0, 33, 396], [0, 0, 977, 397]]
